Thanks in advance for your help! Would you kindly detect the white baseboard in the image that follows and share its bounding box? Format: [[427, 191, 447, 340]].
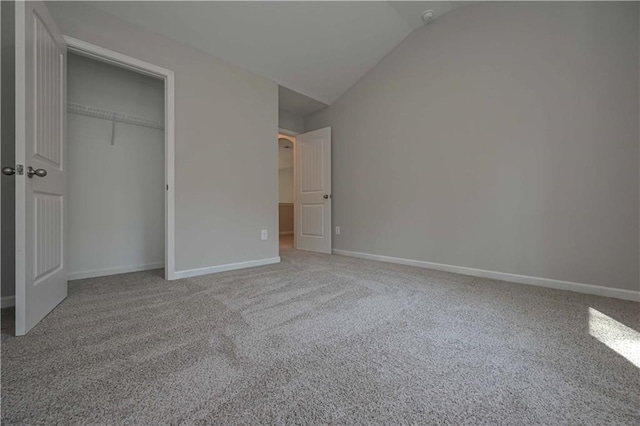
[[1, 296, 15, 308], [173, 257, 281, 279], [333, 249, 640, 302], [279, 231, 293, 235], [68, 262, 165, 281]]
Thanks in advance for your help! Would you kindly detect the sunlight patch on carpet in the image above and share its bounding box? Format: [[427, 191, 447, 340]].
[[589, 308, 640, 368]]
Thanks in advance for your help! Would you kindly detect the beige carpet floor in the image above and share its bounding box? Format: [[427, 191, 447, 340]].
[[1, 249, 639, 424]]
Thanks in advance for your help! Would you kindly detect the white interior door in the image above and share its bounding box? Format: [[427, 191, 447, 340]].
[[14, 0, 67, 335], [295, 127, 331, 253]]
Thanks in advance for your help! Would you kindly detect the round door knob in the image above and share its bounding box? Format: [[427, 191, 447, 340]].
[[27, 166, 47, 178], [323, 194, 330, 199], [2, 167, 15, 176]]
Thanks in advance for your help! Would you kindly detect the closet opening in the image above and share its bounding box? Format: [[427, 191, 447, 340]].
[[66, 51, 166, 280]]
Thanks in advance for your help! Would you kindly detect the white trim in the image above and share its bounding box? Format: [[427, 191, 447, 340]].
[[68, 262, 165, 281], [164, 64, 176, 280], [64, 36, 168, 79], [333, 249, 640, 302], [14, 0, 27, 334], [1, 296, 15, 309], [278, 127, 299, 136], [63, 36, 177, 281], [0, 2, 3, 313], [173, 257, 281, 279]]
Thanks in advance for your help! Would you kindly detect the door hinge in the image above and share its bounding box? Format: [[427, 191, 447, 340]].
[[16, 165, 24, 175]]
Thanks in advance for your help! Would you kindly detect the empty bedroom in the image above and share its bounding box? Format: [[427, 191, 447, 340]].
[[1, 1, 638, 424]]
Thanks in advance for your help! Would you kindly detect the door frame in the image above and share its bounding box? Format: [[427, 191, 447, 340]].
[[63, 36, 177, 280], [278, 130, 297, 250], [278, 128, 299, 137]]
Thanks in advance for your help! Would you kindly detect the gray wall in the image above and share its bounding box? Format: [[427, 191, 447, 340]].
[[1, 1, 15, 302], [67, 53, 164, 277], [278, 110, 304, 133], [49, 1, 279, 274], [305, 1, 640, 292]]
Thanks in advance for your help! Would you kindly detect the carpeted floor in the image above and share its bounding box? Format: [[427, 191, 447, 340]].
[[1, 249, 639, 424]]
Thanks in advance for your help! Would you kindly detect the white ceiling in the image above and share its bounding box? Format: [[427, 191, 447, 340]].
[[85, 1, 470, 109]]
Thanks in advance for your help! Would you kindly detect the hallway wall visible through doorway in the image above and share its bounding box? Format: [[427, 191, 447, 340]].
[[278, 134, 295, 251]]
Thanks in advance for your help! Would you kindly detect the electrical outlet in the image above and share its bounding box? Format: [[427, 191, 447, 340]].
[[261, 230, 268, 240], [335, 226, 341, 235]]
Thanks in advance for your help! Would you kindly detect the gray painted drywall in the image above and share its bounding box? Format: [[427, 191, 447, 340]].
[[305, 1, 640, 292], [278, 110, 304, 134], [1, 1, 15, 300], [278, 85, 328, 117], [67, 53, 164, 277], [48, 1, 279, 273]]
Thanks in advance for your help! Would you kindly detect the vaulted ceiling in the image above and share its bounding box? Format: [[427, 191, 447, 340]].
[[84, 1, 473, 112]]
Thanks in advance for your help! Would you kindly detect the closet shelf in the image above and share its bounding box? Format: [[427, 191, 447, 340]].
[[67, 102, 164, 130]]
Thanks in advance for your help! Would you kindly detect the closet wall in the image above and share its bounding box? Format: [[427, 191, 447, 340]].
[[68, 53, 165, 279]]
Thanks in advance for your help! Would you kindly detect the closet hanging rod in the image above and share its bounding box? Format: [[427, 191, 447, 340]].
[[67, 102, 164, 130]]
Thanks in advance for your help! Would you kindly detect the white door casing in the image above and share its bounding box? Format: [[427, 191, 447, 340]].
[[295, 127, 331, 254], [63, 36, 176, 280], [15, 1, 67, 335]]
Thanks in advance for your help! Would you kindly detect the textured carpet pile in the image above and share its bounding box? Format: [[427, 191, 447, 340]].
[[1, 249, 639, 424]]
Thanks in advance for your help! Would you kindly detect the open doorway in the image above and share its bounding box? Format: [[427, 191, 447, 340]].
[[4, 2, 177, 335], [277, 127, 333, 255], [66, 52, 166, 279], [65, 36, 176, 284], [278, 133, 295, 251]]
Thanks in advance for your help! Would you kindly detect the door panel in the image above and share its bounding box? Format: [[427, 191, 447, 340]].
[[33, 194, 62, 283], [295, 127, 331, 253], [15, 0, 66, 335], [300, 138, 324, 192], [300, 204, 324, 237], [34, 12, 63, 168]]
